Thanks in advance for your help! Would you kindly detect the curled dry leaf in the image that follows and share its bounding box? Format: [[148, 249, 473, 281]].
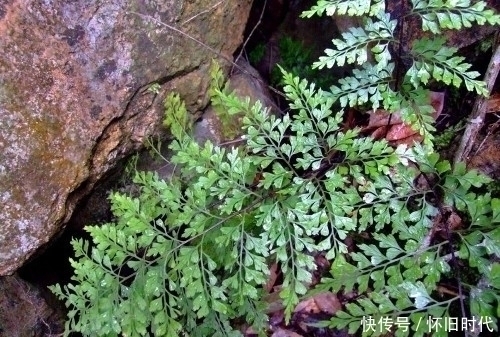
[[363, 91, 445, 145], [294, 292, 341, 315]]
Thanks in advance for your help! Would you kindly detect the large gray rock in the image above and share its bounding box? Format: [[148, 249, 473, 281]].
[[0, 0, 252, 275]]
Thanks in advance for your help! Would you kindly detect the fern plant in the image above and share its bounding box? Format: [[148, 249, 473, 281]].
[[51, 60, 499, 336], [300, 0, 500, 335]]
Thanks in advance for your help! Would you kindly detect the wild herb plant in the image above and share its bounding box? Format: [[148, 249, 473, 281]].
[[269, 37, 312, 86], [269, 36, 336, 89], [50, 1, 500, 336], [247, 36, 334, 89], [50, 64, 500, 337], [248, 43, 266, 65]]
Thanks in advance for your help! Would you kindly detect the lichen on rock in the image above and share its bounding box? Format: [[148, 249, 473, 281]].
[[0, 0, 252, 275]]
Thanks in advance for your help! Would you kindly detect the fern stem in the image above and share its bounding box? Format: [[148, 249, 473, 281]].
[[395, 295, 460, 317]]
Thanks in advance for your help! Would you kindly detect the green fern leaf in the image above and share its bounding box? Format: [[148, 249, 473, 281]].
[[301, 0, 385, 17], [411, 0, 500, 34], [313, 12, 395, 69], [407, 37, 489, 95], [163, 92, 191, 141], [328, 63, 394, 109]]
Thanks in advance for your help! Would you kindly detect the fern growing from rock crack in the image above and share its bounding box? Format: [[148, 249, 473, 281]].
[[50, 1, 500, 336]]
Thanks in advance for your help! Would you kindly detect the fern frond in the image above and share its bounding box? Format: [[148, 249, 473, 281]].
[[407, 37, 489, 95], [163, 92, 192, 141], [324, 254, 455, 336], [411, 0, 500, 34], [301, 0, 385, 18], [209, 69, 252, 117], [328, 63, 394, 110], [313, 12, 396, 69]]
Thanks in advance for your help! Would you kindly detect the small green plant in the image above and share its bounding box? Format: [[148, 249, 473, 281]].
[[147, 82, 161, 95], [50, 1, 500, 336], [270, 37, 312, 86], [270, 36, 334, 89], [247, 36, 334, 89], [434, 121, 465, 150], [248, 43, 266, 65]]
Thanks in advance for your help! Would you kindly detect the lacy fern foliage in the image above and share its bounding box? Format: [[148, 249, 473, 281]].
[[51, 62, 499, 336]]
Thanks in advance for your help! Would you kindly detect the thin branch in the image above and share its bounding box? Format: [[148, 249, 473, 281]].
[[181, 0, 224, 26], [130, 11, 243, 72], [454, 41, 500, 165], [233, 0, 267, 66], [128, 11, 286, 99], [384, 1, 407, 139]]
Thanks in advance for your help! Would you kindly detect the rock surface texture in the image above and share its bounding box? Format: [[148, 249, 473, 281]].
[[0, 0, 252, 275], [0, 274, 65, 336]]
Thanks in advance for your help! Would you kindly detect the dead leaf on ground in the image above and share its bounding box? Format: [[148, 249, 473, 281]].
[[265, 288, 284, 314], [294, 292, 341, 316], [363, 91, 445, 145], [265, 262, 280, 293], [469, 133, 500, 179]]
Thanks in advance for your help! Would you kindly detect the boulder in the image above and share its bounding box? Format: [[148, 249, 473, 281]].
[[0, 0, 252, 275]]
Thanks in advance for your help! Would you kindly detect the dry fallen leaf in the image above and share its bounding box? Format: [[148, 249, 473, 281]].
[[363, 91, 445, 145], [265, 262, 280, 293], [294, 292, 341, 315], [487, 92, 500, 113]]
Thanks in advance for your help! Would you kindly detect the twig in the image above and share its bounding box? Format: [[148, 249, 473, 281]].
[[181, 0, 224, 26], [384, 1, 407, 139], [233, 0, 267, 67], [128, 11, 286, 99], [454, 41, 500, 165], [129, 11, 244, 73], [474, 112, 500, 154]]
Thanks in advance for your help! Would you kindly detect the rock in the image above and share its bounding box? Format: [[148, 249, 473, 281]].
[[0, 274, 65, 336], [0, 0, 252, 275]]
